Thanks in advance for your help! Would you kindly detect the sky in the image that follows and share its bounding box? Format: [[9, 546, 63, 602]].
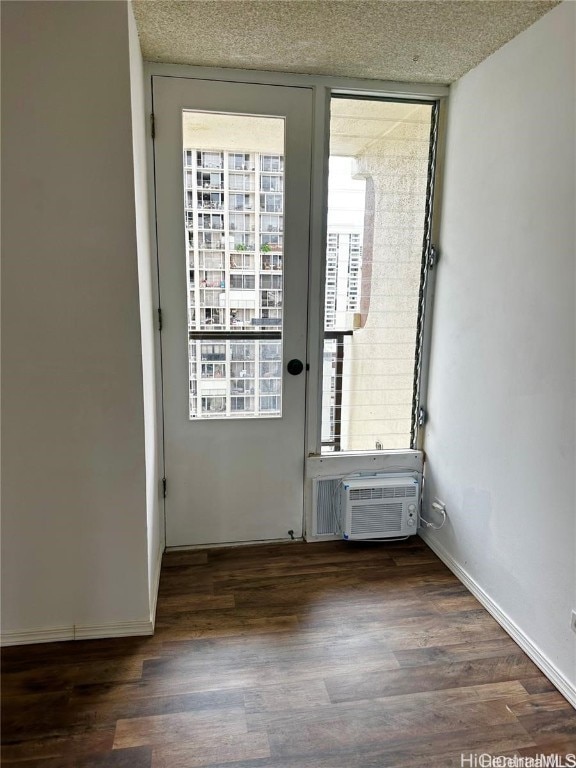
[[327, 156, 366, 233]]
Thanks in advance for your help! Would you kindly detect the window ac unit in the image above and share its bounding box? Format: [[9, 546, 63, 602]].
[[341, 475, 419, 540]]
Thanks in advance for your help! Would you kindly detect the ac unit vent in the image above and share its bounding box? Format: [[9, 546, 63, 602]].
[[349, 486, 416, 501], [350, 502, 403, 535], [312, 477, 340, 536]]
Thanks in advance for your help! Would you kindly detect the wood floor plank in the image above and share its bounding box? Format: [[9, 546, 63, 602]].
[[324, 653, 541, 703], [151, 732, 270, 768], [2, 538, 574, 767], [113, 707, 248, 749], [244, 679, 331, 713], [393, 635, 520, 667], [66, 686, 246, 728], [154, 594, 235, 615], [245, 680, 529, 734], [1, 746, 152, 768], [1, 726, 115, 763]]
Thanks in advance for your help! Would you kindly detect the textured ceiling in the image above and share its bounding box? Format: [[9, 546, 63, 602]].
[[132, 0, 559, 85]]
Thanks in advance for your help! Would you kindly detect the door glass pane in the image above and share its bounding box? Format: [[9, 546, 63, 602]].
[[321, 98, 434, 452], [183, 112, 285, 419]]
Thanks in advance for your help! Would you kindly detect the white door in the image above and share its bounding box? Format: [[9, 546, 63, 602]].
[[153, 76, 313, 547]]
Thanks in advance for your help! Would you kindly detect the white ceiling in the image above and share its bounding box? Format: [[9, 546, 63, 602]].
[[132, 0, 559, 85]]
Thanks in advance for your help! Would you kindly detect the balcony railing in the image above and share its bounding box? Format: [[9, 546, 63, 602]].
[[321, 330, 353, 453]]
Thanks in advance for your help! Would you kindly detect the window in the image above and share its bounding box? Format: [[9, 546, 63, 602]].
[[260, 174, 283, 192], [229, 193, 253, 211], [230, 274, 255, 290], [201, 344, 226, 361], [321, 97, 435, 452], [260, 155, 284, 172], [260, 194, 283, 213], [260, 274, 282, 290], [201, 396, 226, 413], [183, 111, 286, 419], [201, 363, 226, 378], [197, 151, 223, 169], [229, 153, 253, 170], [260, 233, 283, 251], [229, 173, 254, 191], [261, 214, 283, 233], [229, 213, 253, 232]]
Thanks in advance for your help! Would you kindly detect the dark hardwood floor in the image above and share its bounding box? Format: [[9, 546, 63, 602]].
[[2, 538, 575, 766]]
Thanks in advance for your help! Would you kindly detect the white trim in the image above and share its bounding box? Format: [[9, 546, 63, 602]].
[[305, 84, 331, 463], [1, 620, 154, 647], [144, 63, 449, 99], [150, 545, 164, 628], [306, 450, 423, 478], [166, 536, 303, 552], [305, 533, 342, 543], [420, 531, 576, 710]]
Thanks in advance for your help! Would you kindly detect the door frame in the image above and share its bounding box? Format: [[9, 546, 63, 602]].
[[144, 64, 448, 546]]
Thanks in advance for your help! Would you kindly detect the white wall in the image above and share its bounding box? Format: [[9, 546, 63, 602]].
[[1, 0, 156, 641], [128, 4, 164, 618], [424, 1, 575, 701]]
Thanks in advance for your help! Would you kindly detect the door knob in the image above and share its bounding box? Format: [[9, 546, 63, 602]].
[[287, 359, 304, 375]]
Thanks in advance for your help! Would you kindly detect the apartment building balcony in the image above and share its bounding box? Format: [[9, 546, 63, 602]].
[[197, 202, 224, 210], [225, 290, 256, 310], [197, 151, 224, 170], [200, 346, 226, 361], [199, 252, 225, 270], [229, 175, 255, 192], [230, 380, 255, 395], [228, 153, 255, 172], [233, 241, 255, 252], [260, 156, 284, 173], [198, 235, 226, 249], [199, 381, 227, 398], [259, 200, 283, 214], [230, 254, 255, 271], [261, 255, 282, 271]]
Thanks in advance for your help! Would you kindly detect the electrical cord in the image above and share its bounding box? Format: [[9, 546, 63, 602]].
[[418, 474, 447, 530], [421, 502, 447, 530]]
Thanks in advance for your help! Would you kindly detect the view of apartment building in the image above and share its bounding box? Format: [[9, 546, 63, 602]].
[[324, 232, 362, 330], [184, 124, 430, 454], [322, 230, 363, 448], [184, 149, 284, 418]]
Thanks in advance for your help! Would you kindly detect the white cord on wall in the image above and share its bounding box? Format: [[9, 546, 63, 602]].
[[419, 499, 447, 531]]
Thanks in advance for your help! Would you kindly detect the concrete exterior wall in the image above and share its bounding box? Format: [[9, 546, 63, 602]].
[[344, 108, 432, 450]]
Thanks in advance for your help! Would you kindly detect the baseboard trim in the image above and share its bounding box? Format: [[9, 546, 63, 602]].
[[166, 537, 303, 551], [420, 531, 576, 710], [150, 546, 164, 629], [304, 534, 342, 542], [1, 619, 154, 647]]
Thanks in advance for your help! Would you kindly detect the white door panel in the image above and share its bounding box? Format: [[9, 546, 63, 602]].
[[153, 77, 312, 546]]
